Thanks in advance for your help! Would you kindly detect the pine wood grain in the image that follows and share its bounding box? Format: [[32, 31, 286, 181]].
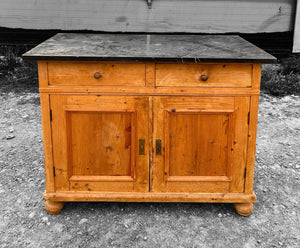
[[37, 61, 48, 88], [39, 86, 260, 96], [156, 64, 252, 88], [50, 95, 69, 191], [151, 96, 250, 193], [234, 203, 254, 216], [145, 62, 155, 87], [37, 58, 262, 215], [40, 93, 55, 193], [243, 64, 261, 194], [43, 191, 257, 203], [70, 181, 134, 192], [167, 113, 229, 177], [229, 97, 250, 193], [166, 181, 229, 193], [50, 95, 149, 192], [48, 62, 146, 86], [244, 96, 260, 194], [45, 200, 64, 215], [69, 176, 134, 182], [252, 64, 262, 90], [69, 111, 133, 176]]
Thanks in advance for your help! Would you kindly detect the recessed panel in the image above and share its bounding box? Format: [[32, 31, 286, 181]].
[[68, 111, 133, 176], [168, 113, 229, 177]]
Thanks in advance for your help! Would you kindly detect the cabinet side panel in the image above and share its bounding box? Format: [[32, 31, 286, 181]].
[[252, 64, 261, 90], [229, 97, 250, 192], [244, 64, 260, 193], [40, 93, 55, 192], [244, 96, 259, 194]]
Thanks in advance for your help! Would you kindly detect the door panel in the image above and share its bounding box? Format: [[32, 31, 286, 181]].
[[69, 111, 133, 176], [152, 96, 249, 193], [50, 95, 149, 192], [168, 113, 230, 177]]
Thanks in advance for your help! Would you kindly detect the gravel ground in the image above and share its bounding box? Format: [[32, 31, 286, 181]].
[[0, 70, 299, 247]]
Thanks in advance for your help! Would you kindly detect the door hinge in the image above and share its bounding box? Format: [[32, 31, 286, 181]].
[[53, 167, 56, 177], [247, 112, 250, 125], [50, 109, 53, 122]]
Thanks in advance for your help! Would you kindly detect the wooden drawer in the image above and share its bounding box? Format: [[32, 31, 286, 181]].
[[155, 63, 252, 87], [47, 62, 146, 86]]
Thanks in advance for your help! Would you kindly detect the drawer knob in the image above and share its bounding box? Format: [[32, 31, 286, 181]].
[[94, 72, 102, 79], [200, 74, 208, 82]]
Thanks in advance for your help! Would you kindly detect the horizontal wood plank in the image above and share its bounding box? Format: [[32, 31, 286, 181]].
[[165, 181, 229, 193], [166, 176, 231, 182], [70, 181, 134, 192], [39, 86, 260, 96], [0, 0, 295, 33], [44, 191, 257, 203], [70, 176, 134, 182]]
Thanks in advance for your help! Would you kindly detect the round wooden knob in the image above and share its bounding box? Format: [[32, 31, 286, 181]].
[[94, 72, 101, 79], [200, 74, 208, 81]]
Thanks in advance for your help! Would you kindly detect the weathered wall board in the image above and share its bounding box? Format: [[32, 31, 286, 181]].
[[0, 0, 296, 33], [293, 0, 300, 52]]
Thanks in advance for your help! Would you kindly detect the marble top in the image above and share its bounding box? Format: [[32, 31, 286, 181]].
[[23, 33, 276, 63]]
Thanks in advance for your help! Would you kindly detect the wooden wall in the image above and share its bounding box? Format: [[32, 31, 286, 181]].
[[0, 0, 296, 33], [293, 0, 300, 52]]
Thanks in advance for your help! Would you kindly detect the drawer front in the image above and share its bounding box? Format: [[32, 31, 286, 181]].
[[156, 63, 252, 87], [48, 62, 145, 86]]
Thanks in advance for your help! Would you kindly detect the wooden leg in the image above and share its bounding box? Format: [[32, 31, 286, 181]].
[[45, 200, 64, 215], [234, 203, 254, 216]]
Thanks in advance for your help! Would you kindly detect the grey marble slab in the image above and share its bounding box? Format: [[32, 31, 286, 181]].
[[23, 33, 276, 63]]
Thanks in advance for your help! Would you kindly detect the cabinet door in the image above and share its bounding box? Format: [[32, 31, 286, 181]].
[[50, 95, 149, 192], [152, 97, 250, 193]]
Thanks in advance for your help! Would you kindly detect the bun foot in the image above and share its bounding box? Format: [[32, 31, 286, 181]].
[[234, 203, 253, 216], [45, 200, 64, 215]]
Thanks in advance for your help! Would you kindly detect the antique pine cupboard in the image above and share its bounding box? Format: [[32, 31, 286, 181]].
[[23, 34, 276, 216]]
